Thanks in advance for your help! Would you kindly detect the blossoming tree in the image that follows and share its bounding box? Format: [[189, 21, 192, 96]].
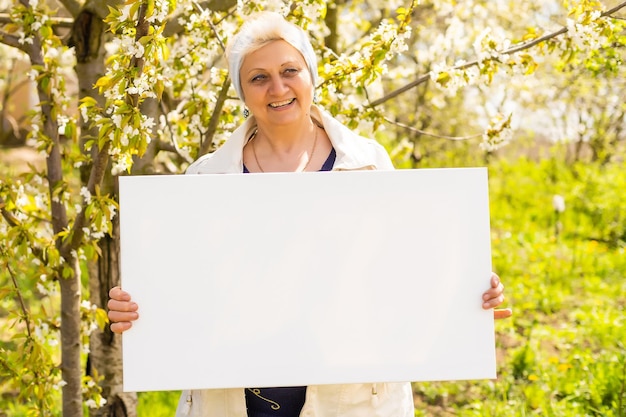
[[0, 0, 624, 416]]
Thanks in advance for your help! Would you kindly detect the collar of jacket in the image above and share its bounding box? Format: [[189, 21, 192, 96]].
[[186, 105, 387, 174]]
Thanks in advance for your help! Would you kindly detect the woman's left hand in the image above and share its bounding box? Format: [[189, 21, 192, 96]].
[[482, 272, 513, 320]]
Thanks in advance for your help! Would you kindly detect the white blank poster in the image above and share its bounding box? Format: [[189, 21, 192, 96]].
[[118, 168, 496, 392]]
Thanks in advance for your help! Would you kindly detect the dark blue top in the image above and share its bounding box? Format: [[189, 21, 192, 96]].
[[243, 148, 336, 173], [245, 387, 307, 417], [243, 148, 335, 417]]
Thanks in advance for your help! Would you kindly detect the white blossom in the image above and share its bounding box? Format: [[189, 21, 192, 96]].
[[112, 114, 122, 128], [142, 116, 155, 131], [34, 194, 46, 210], [146, 0, 171, 23], [57, 115, 69, 135], [118, 4, 132, 22], [80, 187, 92, 204], [480, 113, 513, 152], [46, 46, 59, 59], [85, 399, 98, 408], [111, 154, 132, 175], [480, 128, 512, 152], [36, 282, 48, 295], [81, 300, 97, 313], [53, 380, 68, 391], [18, 32, 34, 45], [59, 48, 76, 67], [91, 231, 105, 239], [80, 105, 90, 124], [33, 321, 49, 342], [565, 14, 609, 51], [552, 195, 566, 213]]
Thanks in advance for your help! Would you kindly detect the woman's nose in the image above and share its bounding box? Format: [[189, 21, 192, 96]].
[[268, 77, 288, 95]]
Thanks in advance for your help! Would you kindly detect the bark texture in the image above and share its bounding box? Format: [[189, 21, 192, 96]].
[[70, 3, 138, 416]]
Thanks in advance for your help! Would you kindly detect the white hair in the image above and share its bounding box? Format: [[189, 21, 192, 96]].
[[225, 12, 318, 101]]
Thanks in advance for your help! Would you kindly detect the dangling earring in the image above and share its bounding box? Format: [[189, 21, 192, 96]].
[[243, 108, 250, 119], [313, 94, 319, 104]]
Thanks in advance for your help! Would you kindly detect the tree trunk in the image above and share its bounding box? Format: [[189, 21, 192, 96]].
[[59, 254, 85, 417], [71, 5, 138, 416], [29, 25, 83, 414], [324, 1, 339, 54], [88, 215, 138, 417]]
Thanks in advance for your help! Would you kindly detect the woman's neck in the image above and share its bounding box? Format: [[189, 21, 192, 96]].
[[255, 119, 316, 153], [248, 118, 320, 173]]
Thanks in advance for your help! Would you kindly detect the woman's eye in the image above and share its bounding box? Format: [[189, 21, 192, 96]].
[[283, 68, 298, 76], [251, 74, 267, 83]]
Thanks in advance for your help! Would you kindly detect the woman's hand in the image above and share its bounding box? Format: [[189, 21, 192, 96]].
[[482, 273, 512, 320], [107, 286, 139, 333]]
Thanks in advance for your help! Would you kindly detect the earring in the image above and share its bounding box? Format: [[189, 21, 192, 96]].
[[243, 108, 250, 119], [313, 95, 319, 104]]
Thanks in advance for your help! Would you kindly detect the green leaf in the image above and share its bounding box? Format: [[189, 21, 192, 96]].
[[95, 308, 109, 330], [3, 23, 21, 33], [154, 80, 164, 101], [62, 263, 73, 278], [436, 71, 451, 86], [0, 287, 14, 300]]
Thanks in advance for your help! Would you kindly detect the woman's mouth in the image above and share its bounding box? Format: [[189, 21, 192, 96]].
[[269, 98, 295, 108]]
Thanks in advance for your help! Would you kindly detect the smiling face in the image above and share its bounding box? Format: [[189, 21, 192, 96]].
[[239, 40, 314, 129]]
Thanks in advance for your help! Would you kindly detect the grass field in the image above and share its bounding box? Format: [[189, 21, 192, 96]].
[[134, 156, 625, 416], [2, 151, 624, 416], [410, 157, 626, 416]]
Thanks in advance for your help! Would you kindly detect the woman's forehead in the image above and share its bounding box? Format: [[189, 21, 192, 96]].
[[241, 40, 307, 70]]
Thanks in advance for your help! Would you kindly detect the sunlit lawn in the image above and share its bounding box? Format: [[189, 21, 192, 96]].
[[134, 157, 626, 416], [2, 149, 624, 416]]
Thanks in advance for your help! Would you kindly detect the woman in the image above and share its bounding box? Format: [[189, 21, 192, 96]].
[[108, 11, 512, 417]]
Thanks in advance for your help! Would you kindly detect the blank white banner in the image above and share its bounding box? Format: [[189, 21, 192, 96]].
[[119, 168, 496, 392]]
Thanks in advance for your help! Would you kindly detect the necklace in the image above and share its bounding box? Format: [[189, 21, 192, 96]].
[[251, 126, 318, 173]]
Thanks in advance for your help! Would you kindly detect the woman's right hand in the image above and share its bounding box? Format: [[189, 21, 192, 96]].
[[107, 286, 139, 333]]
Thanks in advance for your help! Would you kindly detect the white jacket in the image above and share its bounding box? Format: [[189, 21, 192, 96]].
[[177, 105, 414, 417], [186, 106, 394, 174]]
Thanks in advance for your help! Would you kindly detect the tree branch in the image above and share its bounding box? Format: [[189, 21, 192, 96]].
[[55, 0, 81, 19], [0, 13, 74, 28], [3, 2, 236, 37], [156, 100, 194, 163], [0, 31, 29, 52], [0, 196, 48, 265], [369, 0, 626, 108], [383, 116, 482, 141], [163, 0, 237, 37], [193, 2, 231, 156], [65, 142, 110, 254], [156, 139, 178, 153], [126, 2, 149, 108], [199, 76, 231, 156], [0, 197, 20, 228], [1, 246, 32, 338]]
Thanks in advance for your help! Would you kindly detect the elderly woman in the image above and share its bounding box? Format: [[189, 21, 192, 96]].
[[108, 11, 512, 417]]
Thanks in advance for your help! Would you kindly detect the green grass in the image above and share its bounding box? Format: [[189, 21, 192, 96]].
[[2, 152, 624, 416], [412, 156, 626, 416], [138, 391, 181, 416], [132, 157, 626, 416]]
